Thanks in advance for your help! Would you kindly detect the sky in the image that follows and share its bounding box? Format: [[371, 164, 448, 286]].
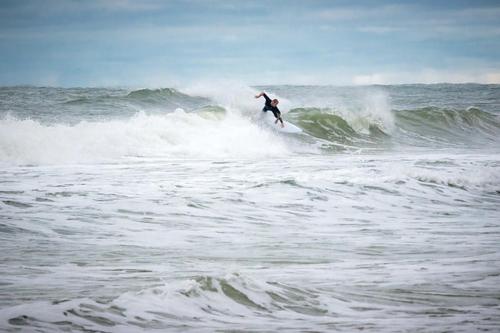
[[1, 0, 500, 87]]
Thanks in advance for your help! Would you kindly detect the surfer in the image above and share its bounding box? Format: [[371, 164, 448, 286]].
[[255, 92, 284, 127]]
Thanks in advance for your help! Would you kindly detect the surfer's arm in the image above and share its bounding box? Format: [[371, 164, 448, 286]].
[[273, 110, 285, 127], [275, 117, 284, 128], [255, 92, 271, 103]]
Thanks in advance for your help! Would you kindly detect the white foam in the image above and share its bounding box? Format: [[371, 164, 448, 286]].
[[0, 111, 291, 165], [180, 80, 293, 117], [180, 80, 261, 115], [335, 90, 395, 134]]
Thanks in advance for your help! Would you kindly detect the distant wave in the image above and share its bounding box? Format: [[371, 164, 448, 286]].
[[62, 88, 211, 110], [126, 88, 206, 103], [397, 106, 500, 132]]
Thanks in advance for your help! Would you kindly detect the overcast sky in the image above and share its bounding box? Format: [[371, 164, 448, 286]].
[[1, 0, 500, 86]]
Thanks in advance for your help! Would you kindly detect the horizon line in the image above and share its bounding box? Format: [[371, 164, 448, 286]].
[[1, 82, 499, 89]]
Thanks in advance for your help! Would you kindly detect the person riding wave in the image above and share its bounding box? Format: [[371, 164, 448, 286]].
[[255, 92, 284, 128]]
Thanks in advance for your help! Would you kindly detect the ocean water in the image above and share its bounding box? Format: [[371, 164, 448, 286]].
[[0, 84, 499, 332]]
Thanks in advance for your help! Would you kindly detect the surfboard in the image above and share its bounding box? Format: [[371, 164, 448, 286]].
[[262, 111, 302, 134]]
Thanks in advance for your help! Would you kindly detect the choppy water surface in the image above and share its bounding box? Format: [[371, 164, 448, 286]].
[[1, 84, 500, 332]]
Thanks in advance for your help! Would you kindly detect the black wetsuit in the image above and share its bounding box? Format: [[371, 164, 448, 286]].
[[262, 93, 281, 120]]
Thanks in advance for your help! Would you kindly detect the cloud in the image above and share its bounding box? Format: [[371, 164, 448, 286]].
[[35, 72, 60, 86], [90, 0, 166, 11], [449, 6, 500, 22], [1, 1, 500, 86], [0, 19, 268, 43], [352, 69, 500, 85], [314, 3, 500, 40], [357, 26, 402, 34], [484, 72, 500, 83], [42, 0, 167, 13], [353, 73, 389, 85], [316, 4, 411, 20]]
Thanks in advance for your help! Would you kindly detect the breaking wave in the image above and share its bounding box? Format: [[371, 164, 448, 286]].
[[287, 106, 500, 149], [0, 111, 291, 165], [1, 85, 500, 165], [395, 107, 500, 146]]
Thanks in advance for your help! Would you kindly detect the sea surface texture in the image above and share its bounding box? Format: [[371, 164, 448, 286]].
[[1, 84, 499, 332]]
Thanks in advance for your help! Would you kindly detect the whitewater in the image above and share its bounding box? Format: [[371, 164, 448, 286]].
[[0, 84, 499, 332]]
